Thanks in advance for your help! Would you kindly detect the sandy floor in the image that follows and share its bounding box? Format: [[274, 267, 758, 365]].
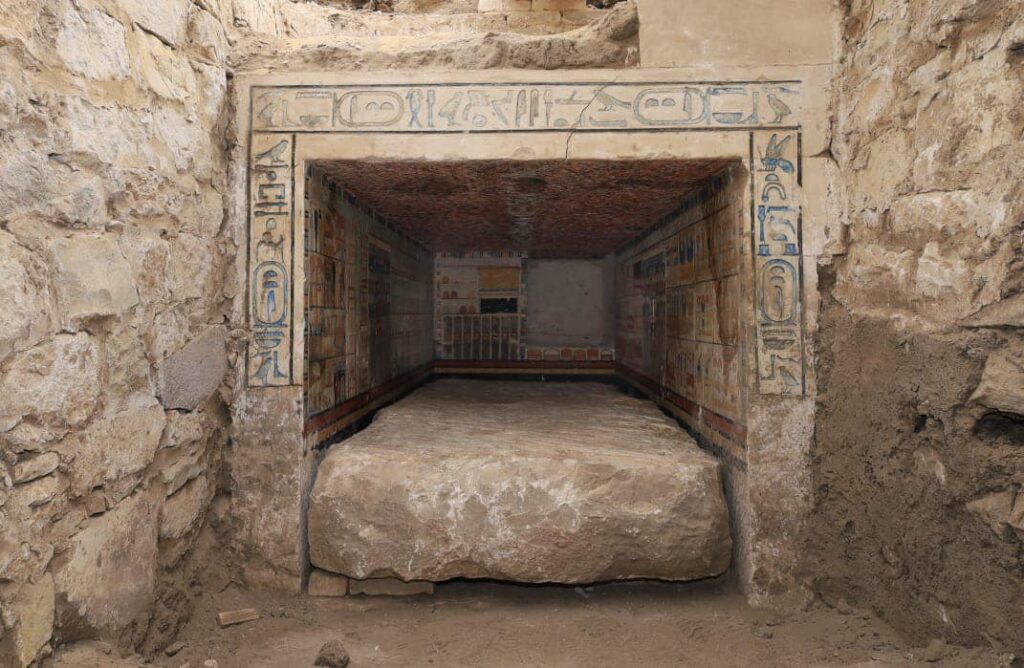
[[51, 579, 1007, 667]]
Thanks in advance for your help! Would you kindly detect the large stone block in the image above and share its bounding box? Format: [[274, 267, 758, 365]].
[[53, 399, 166, 496], [638, 0, 835, 68], [6, 574, 54, 667], [54, 489, 160, 635], [309, 381, 731, 584], [160, 474, 213, 540], [158, 327, 227, 411], [55, 6, 130, 80], [0, 333, 101, 428], [970, 344, 1024, 417], [51, 235, 139, 326], [0, 231, 51, 363], [119, 0, 192, 46]]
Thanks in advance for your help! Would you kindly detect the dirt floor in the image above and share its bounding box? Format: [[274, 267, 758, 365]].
[[48, 579, 1011, 667]]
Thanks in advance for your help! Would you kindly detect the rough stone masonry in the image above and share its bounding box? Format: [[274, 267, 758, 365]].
[[1, 0, 1022, 666]]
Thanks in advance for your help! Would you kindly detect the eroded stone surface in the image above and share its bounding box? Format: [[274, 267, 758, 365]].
[[158, 327, 228, 411], [308, 570, 349, 597], [309, 380, 731, 583], [55, 489, 160, 634]]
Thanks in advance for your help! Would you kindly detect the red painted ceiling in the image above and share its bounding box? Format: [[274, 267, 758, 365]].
[[314, 159, 735, 258]]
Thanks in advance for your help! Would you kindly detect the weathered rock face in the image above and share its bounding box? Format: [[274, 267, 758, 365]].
[[0, 0, 241, 661], [806, 0, 1024, 655], [309, 381, 731, 583]]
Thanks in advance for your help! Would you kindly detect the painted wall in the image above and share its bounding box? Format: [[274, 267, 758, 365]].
[[433, 253, 617, 364], [526, 258, 615, 348], [615, 169, 748, 455], [304, 167, 433, 432], [434, 252, 528, 361]]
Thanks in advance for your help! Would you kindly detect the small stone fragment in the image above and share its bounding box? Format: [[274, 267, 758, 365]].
[[84, 492, 107, 516], [12, 453, 60, 485], [217, 608, 259, 627], [919, 638, 951, 663], [165, 641, 186, 656], [308, 569, 349, 597], [348, 578, 433, 597], [314, 640, 350, 667]]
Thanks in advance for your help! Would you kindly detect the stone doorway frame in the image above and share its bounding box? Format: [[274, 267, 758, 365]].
[[230, 68, 829, 604]]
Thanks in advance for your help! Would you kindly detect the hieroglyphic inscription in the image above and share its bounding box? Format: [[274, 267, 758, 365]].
[[247, 79, 805, 393], [251, 82, 800, 133], [751, 131, 804, 395], [248, 134, 295, 387]]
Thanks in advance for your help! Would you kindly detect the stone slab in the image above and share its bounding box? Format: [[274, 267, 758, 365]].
[[158, 327, 227, 410], [308, 569, 349, 597], [638, 0, 835, 68], [348, 578, 434, 597], [308, 380, 731, 584]]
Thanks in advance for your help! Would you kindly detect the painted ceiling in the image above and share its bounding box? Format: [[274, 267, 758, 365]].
[[315, 158, 735, 258]]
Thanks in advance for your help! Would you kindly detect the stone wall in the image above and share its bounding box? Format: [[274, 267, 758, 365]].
[[805, 0, 1024, 653], [0, 0, 241, 663]]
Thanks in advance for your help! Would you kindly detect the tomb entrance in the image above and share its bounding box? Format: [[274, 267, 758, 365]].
[[231, 69, 828, 603]]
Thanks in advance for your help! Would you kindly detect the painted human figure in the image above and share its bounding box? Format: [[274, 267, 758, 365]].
[[256, 218, 285, 263]]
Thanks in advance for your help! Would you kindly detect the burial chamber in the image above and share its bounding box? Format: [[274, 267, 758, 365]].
[[296, 156, 750, 585]]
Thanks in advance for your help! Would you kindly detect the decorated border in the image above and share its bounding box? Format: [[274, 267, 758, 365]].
[[246, 80, 805, 396]]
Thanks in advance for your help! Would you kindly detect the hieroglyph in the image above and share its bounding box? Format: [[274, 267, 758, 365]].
[[251, 82, 801, 132], [246, 81, 805, 395], [751, 131, 804, 395]]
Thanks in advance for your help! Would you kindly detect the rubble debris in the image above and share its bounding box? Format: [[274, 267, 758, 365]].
[[314, 640, 351, 667], [217, 608, 260, 627]]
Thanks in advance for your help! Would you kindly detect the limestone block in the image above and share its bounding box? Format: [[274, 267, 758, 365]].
[[53, 399, 166, 496], [159, 443, 207, 496], [309, 381, 731, 584], [12, 452, 60, 485], [168, 233, 217, 300], [55, 7, 130, 80], [135, 31, 196, 102], [51, 235, 139, 326], [55, 489, 160, 632], [479, 0, 532, 11], [638, 0, 835, 68], [155, 107, 212, 176], [0, 333, 101, 428], [160, 410, 209, 450], [963, 293, 1024, 329], [194, 62, 228, 130], [533, 0, 584, 10], [308, 569, 350, 597], [231, 0, 282, 35], [9, 475, 64, 509], [159, 474, 213, 540], [229, 386, 309, 592], [348, 578, 433, 596], [8, 574, 54, 668], [0, 232, 51, 363], [970, 345, 1024, 417], [158, 327, 227, 411], [966, 487, 1024, 540], [189, 8, 229, 64], [119, 0, 192, 46]]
